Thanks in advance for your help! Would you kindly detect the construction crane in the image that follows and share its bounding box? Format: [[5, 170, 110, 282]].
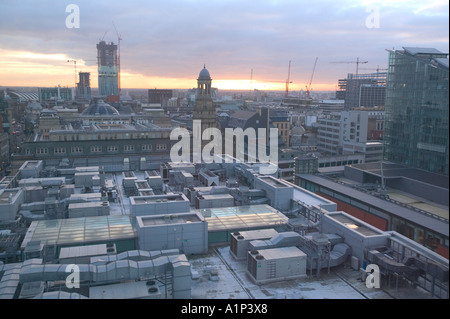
[[66, 59, 96, 87], [330, 57, 368, 75], [112, 21, 122, 96], [305, 57, 318, 99], [250, 68, 253, 93], [66, 59, 77, 88], [359, 66, 388, 73], [285, 60, 292, 97], [100, 30, 108, 42]]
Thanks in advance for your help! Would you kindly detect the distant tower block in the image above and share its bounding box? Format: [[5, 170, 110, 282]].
[[76, 72, 91, 101], [97, 41, 119, 97]]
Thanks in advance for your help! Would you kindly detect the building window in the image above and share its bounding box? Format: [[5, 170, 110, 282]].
[[90, 146, 102, 153], [156, 144, 167, 151], [141, 144, 152, 151], [124, 145, 135, 152], [25, 148, 31, 155], [54, 147, 66, 154], [71, 146, 83, 154], [107, 145, 119, 152], [36, 148, 48, 155]]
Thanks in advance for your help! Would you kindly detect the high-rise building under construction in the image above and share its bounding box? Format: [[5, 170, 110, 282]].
[[97, 41, 118, 97], [76, 72, 91, 101]]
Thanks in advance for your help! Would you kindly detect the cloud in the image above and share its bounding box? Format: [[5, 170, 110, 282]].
[[0, 0, 448, 90]]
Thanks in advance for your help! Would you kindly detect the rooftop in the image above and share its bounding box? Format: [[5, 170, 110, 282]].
[[189, 246, 435, 299], [329, 212, 384, 237], [21, 215, 136, 249], [296, 174, 449, 237], [403, 47, 447, 56], [138, 212, 203, 226], [197, 204, 289, 232], [256, 246, 307, 260]]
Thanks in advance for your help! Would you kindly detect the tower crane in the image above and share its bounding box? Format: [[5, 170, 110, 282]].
[[66, 59, 96, 87], [359, 65, 388, 73], [66, 59, 77, 88], [250, 68, 253, 92], [112, 21, 122, 96], [305, 57, 318, 99], [100, 30, 108, 42], [285, 60, 292, 98], [330, 57, 368, 75]]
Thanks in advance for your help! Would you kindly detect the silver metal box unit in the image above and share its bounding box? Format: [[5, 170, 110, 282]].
[[136, 211, 208, 255], [247, 246, 307, 284], [230, 229, 279, 260], [130, 193, 190, 217]]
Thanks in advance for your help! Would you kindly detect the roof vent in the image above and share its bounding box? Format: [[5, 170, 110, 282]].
[[146, 280, 156, 286], [148, 287, 158, 294], [250, 250, 259, 255]]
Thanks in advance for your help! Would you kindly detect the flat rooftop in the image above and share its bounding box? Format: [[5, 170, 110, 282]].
[[200, 194, 234, 200], [258, 176, 291, 188], [348, 162, 449, 189], [0, 189, 20, 203], [139, 213, 202, 226], [22, 161, 41, 169], [89, 281, 161, 299], [197, 204, 289, 232], [132, 194, 187, 204], [188, 246, 436, 299], [59, 244, 110, 260], [292, 184, 334, 207], [21, 215, 136, 249], [330, 213, 383, 237], [233, 229, 279, 241], [297, 174, 449, 237], [256, 246, 307, 260]]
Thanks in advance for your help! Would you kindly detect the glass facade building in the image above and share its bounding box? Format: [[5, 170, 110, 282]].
[[384, 47, 449, 175]]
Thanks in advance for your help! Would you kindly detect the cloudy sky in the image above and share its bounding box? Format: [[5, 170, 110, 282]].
[[0, 0, 448, 91]]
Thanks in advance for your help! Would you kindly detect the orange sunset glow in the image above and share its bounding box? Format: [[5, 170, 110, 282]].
[[0, 49, 336, 91]]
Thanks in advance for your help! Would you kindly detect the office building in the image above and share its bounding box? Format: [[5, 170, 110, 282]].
[[384, 47, 449, 175], [38, 87, 73, 105], [148, 89, 173, 108], [317, 110, 383, 162]]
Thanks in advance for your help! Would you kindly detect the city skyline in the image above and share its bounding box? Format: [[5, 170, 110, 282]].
[[0, 0, 448, 91]]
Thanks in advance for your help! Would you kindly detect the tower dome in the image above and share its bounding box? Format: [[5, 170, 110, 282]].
[[81, 99, 119, 116], [198, 65, 211, 80]]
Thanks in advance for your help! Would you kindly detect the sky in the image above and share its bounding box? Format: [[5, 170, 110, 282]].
[[0, 0, 448, 92]]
